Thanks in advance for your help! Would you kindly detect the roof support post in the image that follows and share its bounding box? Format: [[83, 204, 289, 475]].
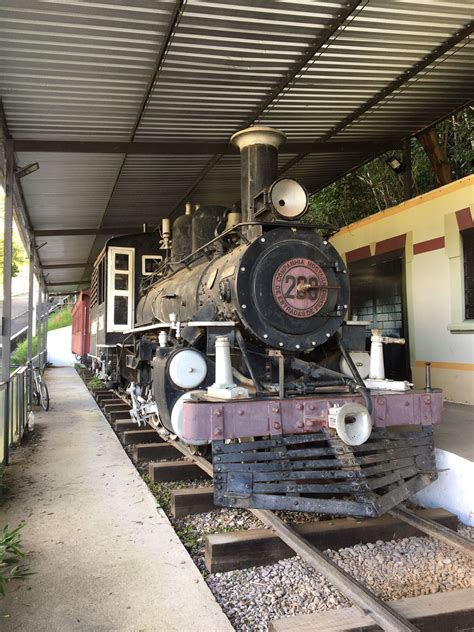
[[27, 255, 34, 363], [36, 282, 43, 368], [2, 139, 14, 464], [26, 253, 35, 409], [402, 139, 413, 201], [41, 290, 49, 367]]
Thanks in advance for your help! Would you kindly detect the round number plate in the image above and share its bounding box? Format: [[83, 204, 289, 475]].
[[272, 257, 328, 318]]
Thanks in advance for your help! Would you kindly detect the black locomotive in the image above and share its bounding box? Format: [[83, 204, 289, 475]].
[[86, 126, 441, 518]]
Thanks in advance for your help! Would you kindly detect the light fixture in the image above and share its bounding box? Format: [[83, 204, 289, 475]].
[[16, 162, 39, 179], [268, 178, 309, 220], [385, 156, 404, 174]]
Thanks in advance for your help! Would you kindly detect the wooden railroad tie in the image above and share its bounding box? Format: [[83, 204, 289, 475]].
[[98, 401, 124, 411], [132, 442, 176, 463], [171, 488, 215, 518], [92, 389, 111, 400], [204, 508, 458, 573], [122, 429, 161, 445], [95, 394, 118, 403], [114, 419, 139, 433], [148, 460, 210, 483], [102, 402, 130, 412], [109, 410, 132, 423], [269, 587, 474, 632]]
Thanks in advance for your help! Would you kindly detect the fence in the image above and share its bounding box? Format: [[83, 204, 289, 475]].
[[0, 350, 47, 466]]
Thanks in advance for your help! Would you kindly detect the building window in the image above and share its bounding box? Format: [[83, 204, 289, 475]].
[[462, 226, 474, 320], [107, 247, 135, 331]]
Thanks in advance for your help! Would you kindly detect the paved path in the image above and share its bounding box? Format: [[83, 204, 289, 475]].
[[0, 367, 232, 632]]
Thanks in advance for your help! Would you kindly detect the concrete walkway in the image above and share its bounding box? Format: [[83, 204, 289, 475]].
[[0, 368, 232, 632]]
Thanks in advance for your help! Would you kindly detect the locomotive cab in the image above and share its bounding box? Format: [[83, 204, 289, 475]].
[[89, 233, 165, 385]]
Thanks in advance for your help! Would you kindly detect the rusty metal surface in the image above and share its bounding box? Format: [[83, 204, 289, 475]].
[[182, 389, 443, 442]]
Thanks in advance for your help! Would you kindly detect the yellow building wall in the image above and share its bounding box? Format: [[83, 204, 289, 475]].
[[331, 175, 474, 404]]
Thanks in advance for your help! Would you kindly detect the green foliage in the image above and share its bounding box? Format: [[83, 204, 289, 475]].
[[0, 234, 26, 279], [308, 107, 473, 228], [86, 376, 104, 391], [0, 198, 27, 279], [175, 524, 201, 551], [47, 307, 72, 331], [10, 306, 73, 367], [0, 524, 27, 596]]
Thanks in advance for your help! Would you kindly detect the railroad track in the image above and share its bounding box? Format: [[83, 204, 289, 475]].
[[85, 378, 474, 632]]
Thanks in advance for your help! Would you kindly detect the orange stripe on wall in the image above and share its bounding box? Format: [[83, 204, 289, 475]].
[[415, 361, 474, 372]]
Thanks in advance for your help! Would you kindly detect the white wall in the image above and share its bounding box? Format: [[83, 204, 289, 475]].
[[47, 326, 76, 367], [411, 250, 474, 365]]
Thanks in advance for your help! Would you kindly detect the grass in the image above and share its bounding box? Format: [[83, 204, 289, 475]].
[[175, 524, 201, 551], [0, 524, 27, 596], [10, 305, 73, 367], [86, 376, 104, 391]]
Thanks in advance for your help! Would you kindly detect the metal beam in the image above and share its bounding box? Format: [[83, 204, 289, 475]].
[[280, 20, 474, 175], [36, 283, 43, 367], [95, 0, 186, 234], [165, 2, 365, 220], [307, 99, 474, 200], [2, 140, 14, 382], [2, 139, 14, 464], [244, 0, 364, 126], [0, 100, 47, 288], [27, 254, 34, 363], [34, 227, 144, 237], [12, 139, 399, 156], [402, 139, 413, 200], [46, 281, 90, 287], [42, 262, 92, 269]]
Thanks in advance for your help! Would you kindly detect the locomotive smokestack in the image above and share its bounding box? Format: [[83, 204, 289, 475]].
[[231, 126, 286, 223]]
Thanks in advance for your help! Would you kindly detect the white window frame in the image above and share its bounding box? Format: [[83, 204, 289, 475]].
[[142, 254, 163, 276], [107, 246, 135, 332]]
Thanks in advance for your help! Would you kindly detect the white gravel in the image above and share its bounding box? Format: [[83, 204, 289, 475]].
[[207, 529, 474, 632]]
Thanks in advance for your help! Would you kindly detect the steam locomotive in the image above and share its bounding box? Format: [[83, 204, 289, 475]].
[[80, 126, 441, 518]]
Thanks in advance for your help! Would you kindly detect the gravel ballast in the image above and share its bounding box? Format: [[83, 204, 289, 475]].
[[206, 529, 474, 632], [84, 376, 474, 632]]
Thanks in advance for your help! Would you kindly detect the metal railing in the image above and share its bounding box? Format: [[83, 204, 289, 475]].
[[0, 350, 47, 466]]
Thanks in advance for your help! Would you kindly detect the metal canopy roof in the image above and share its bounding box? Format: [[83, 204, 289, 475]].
[[1, 0, 473, 291]]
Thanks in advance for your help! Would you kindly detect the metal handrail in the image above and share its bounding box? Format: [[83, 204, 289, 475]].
[[1, 349, 48, 465]]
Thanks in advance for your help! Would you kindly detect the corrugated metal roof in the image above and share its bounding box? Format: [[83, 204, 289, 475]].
[[1, 0, 472, 291]]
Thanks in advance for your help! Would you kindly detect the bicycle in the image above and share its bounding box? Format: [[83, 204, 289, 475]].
[[31, 363, 50, 412]]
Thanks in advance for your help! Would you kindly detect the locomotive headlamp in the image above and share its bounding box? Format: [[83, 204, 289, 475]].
[[268, 178, 309, 220]]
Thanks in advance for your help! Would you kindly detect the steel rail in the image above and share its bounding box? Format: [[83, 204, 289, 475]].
[[95, 387, 473, 630], [389, 506, 474, 560], [168, 438, 418, 632]]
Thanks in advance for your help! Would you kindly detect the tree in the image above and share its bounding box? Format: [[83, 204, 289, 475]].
[[0, 233, 26, 278], [308, 106, 473, 228], [0, 192, 27, 279]]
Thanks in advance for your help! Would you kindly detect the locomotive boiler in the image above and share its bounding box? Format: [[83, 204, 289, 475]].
[[86, 126, 442, 519]]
